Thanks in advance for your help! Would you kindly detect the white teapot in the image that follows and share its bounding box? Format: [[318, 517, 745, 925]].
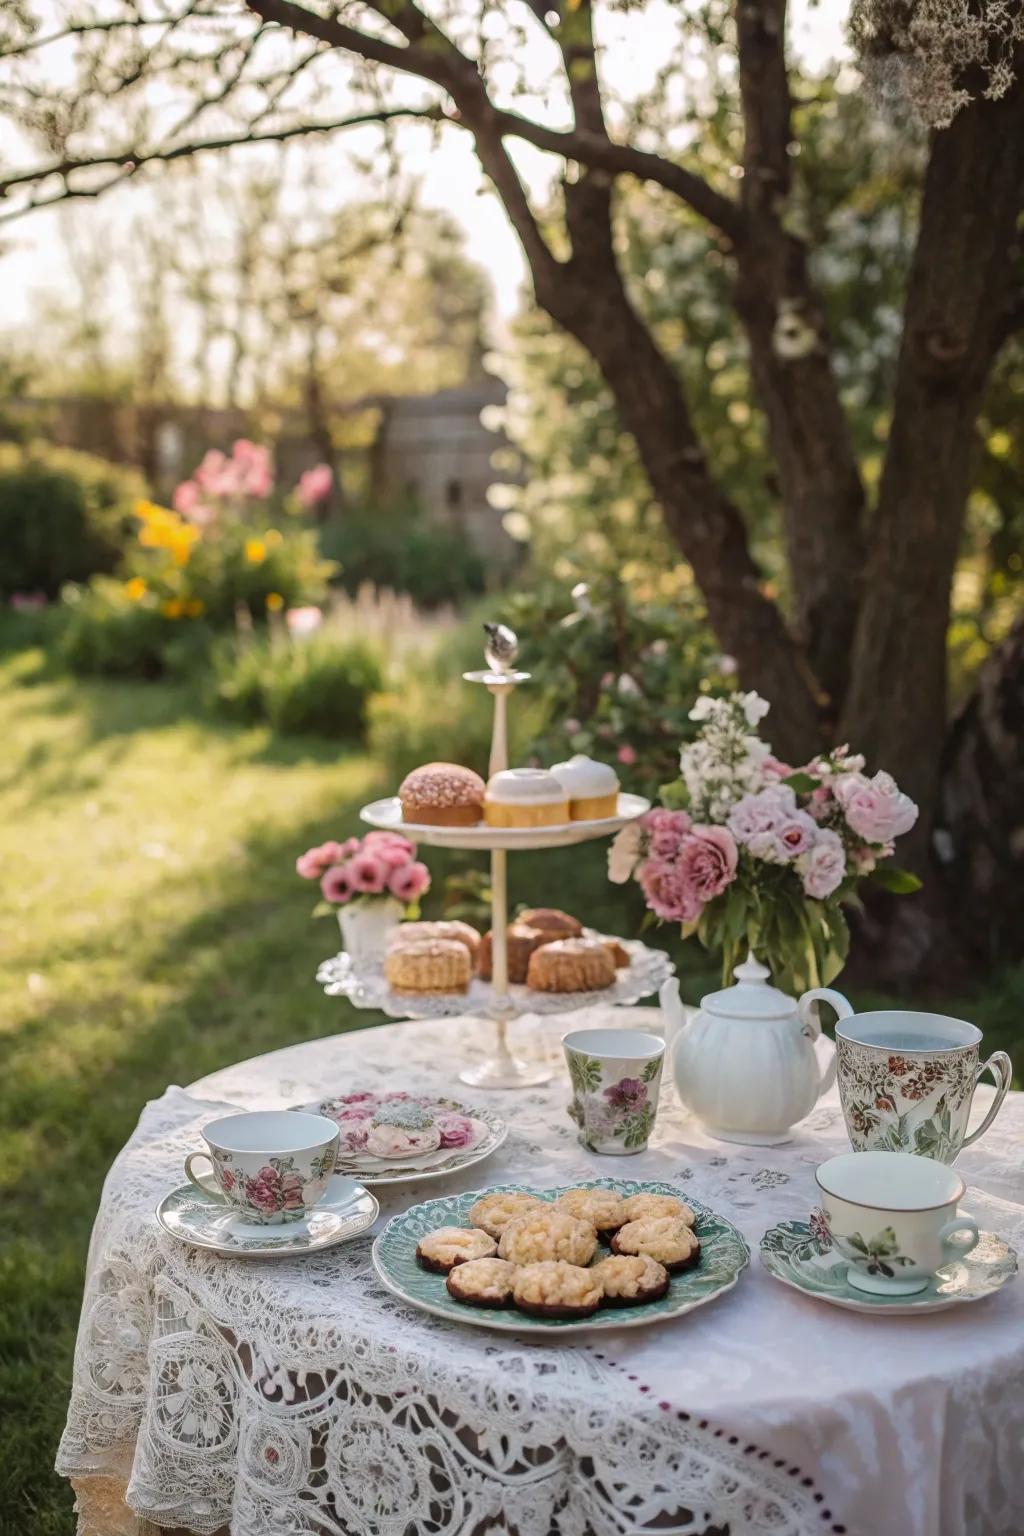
[[660, 953, 837, 1145]]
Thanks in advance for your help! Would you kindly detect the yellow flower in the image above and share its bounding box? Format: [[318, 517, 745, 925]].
[[245, 538, 267, 565], [161, 598, 184, 619], [185, 598, 205, 617], [266, 591, 284, 613], [125, 577, 147, 601], [169, 527, 199, 565]]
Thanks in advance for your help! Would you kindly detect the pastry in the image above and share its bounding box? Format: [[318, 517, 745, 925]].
[[399, 762, 485, 827], [554, 1188, 627, 1235], [416, 1226, 497, 1274], [610, 1216, 701, 1273], [469, 1191, 546, 1239], [384, 939, 471, 994], [601, 938, 630, 969], [512, 1260, 602, 1320], [483, 768, 569, 828], [388, 920, 481, 960], [619, 1193, 695, 1227], [526, 938, 616, 993], [549, 754, 620, 820], [498, 1208, 597, 1267], [518, 907, 582, 939], [477, 922, 554, 983], [446, 1257, 518, 1309], [591, 1254, 670, 1306], [364, 1101, 442, 1159]]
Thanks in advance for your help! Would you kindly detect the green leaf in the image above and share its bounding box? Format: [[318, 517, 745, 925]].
[[871, 865, 923, 894], [658, 778, 689, 810], [311, 900, 335, 918], [781, 771, 819, 794]]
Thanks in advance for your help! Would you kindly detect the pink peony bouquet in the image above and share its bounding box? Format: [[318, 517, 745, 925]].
[[609, 690, 920, 994], [297, 831, 430, 911]]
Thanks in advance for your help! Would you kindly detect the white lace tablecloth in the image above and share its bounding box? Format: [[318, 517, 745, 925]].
[[57, 1007, 1024, 1536]]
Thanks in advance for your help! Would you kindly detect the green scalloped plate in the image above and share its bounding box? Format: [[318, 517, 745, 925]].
[[371, 1178, 750, 1334]]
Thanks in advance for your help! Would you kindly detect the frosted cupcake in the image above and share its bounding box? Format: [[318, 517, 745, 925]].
[[483, 768, 569, 829], [549, 755, 620, 820]]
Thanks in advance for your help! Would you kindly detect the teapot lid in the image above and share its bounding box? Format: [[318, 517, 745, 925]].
[[702, 953, 795, 1019]]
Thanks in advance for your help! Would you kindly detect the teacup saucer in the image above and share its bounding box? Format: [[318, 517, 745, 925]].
[[760, 1219, 1017, 1315], [156, 1175, 379, 1258]]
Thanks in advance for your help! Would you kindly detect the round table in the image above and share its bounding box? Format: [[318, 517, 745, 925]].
[[58, 1008, 1024, 1536]]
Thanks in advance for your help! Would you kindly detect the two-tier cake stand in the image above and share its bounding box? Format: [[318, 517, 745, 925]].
[[317, 626, 674, 1088]]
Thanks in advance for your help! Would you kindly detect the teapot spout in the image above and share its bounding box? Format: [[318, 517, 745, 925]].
[[659, 975, 684, 1047]]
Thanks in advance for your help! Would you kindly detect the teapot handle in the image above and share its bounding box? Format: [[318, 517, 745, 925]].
[[797, 988, 852, 1100]]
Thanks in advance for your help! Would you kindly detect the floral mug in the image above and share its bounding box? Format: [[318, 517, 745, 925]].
[[185, 1111, 339, 1226], [802, 993, 1012, 1164], [562, 1027, 665, 1154]]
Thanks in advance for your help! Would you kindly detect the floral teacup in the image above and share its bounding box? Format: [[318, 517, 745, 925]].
[[185, 1111, 339, 1226], [815, 1149, 979, 1297], [562, 1028, 665, 1155]]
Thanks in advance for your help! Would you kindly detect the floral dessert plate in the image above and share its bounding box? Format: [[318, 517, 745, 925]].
[[372, 1179, 750, 1335], [156, 1175, 379, 1259], [360, 793, 650, 851], [291, 1091, 508, 1186], [760, 1218, 1018, 1316]]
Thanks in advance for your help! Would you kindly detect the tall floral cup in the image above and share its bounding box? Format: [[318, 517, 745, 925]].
[[184, 1111, 339, 1226], [562, 1028, 665, 1154]]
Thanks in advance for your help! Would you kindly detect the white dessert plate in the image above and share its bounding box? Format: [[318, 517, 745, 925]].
[[156, 1175, 378, 1258], [290, 1091, 508, 1186], [359, 792, 650, 851]]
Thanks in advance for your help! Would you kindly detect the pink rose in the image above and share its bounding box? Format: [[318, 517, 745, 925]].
[[321, 864, 356, 904], [798, 828, 847, 899], [773, 811, 818, 860], [727, 786, 796, 843], [677, 825, 738, 903], [376, 842, 418, 871], [279, 1172, 306, 1211], [347, 851, 389, 894], [643, 807, 692, 860], [809, 785, 833, 820], [639, 857, 702, 923], [434, 1112, 477, 1149], [244, 1166, 282, 1214], [761, 755, 794, 780], [297, 840, 352, 879], [834, 771, 918, 844], [617, 744, 638, 766], [388, 860, 431, 903], [364, 830, 415, 854], [296, 463, 333, 507]]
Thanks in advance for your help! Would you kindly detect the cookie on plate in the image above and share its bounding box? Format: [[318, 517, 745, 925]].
[[468, 1191, 546, 1240], [619, 1192, 695, 1227], [446, 1257, 518, 1309], [512, 1260, 602, 1320], [591, 1254, 670, 1306], [416, 1226, 497, 1274], [385, 939, 471, 995], [610, 1216, 701, 1273], [389, 920, 481, 960], [554, 1187, 627, 1235], [498, 1207, 597, 1267]]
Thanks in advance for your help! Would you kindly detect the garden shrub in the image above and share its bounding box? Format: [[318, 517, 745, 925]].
[[58, 577, 212, 679], [320, 505, 488, 609], [209, 631, 384, 739], [0, 442, 144, 598]]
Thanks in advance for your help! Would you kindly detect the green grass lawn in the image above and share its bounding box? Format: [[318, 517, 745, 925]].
[[1, 643, 1020, 1534]]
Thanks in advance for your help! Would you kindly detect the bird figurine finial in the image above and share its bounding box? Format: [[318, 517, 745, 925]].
[[483, 621, 518, 674]]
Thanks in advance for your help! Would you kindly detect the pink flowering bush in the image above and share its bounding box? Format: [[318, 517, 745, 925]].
[[296, 830, 431, 914], [609, 690, 920, 994]]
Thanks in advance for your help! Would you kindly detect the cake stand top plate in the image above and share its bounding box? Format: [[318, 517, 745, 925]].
[[360, 792, 650, 850]]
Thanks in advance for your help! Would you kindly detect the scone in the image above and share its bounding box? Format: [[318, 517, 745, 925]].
[[477, 923, 552, 984], [610, 1216, 701, 1273], [446, 1257, 518, 1309], [399, 762, 485, 827], [600, 938, 630, 969], [385, 938, 471, 994], [549, 754, 620, 820], [555, 1188, 627, 1235], [619, 1193, 695, 1227], [512, 1260, 602, 1320], [498, 1208, 597, 1267], [518, 907, 583, 939], [483, 768, 569, 828], [416, 1226, 497, 1274], [526, 937, 616, 993], [469, 1191, 546, 1240], [388, 920, 481, 960], [591, 1254, 670, 1306]]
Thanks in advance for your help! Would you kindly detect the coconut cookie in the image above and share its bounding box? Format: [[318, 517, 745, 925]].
[[446, 1257, 518, 1309], [498, 1208, 597, 1267], [619, 1193, 695, 1227], [555, 1187, 627, 1235], [610, 1216, 701, 1273], [512, 1261, 602, 1320], [416, 1226, 497, 1275], [468, 1191, 545, 1240], [591, 1254, 670, 1306]]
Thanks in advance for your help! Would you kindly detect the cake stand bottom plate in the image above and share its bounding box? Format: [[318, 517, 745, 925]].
[[459, 1055, 554, 1089]]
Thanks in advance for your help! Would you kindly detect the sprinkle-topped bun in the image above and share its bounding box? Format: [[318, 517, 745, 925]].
[[399, 762, 485, 827], [477, 922, 553, 983], [620, 1193, 695, 1227], [549, 754, 620, 820], [483, 768, 569, 828], [446, 1257, 518, 1309], [518, 907, 582, 939], [416, 1226, 497, 1274], [554, 1187, 627, 1233], [384, 938, 471, 995], [498, 1208, 597, 1267], [388, 920, 481, 960], [610, 1216, 701, 1273], [591, 1254, 670, 1306], [512, 1260, 602, 1320], [526, 937, 616, 993], [469, 1191, 546, 1239]]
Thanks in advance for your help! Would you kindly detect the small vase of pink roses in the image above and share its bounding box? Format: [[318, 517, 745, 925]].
[[296, 832, 431, 965], [608, 690, 920, 996]]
